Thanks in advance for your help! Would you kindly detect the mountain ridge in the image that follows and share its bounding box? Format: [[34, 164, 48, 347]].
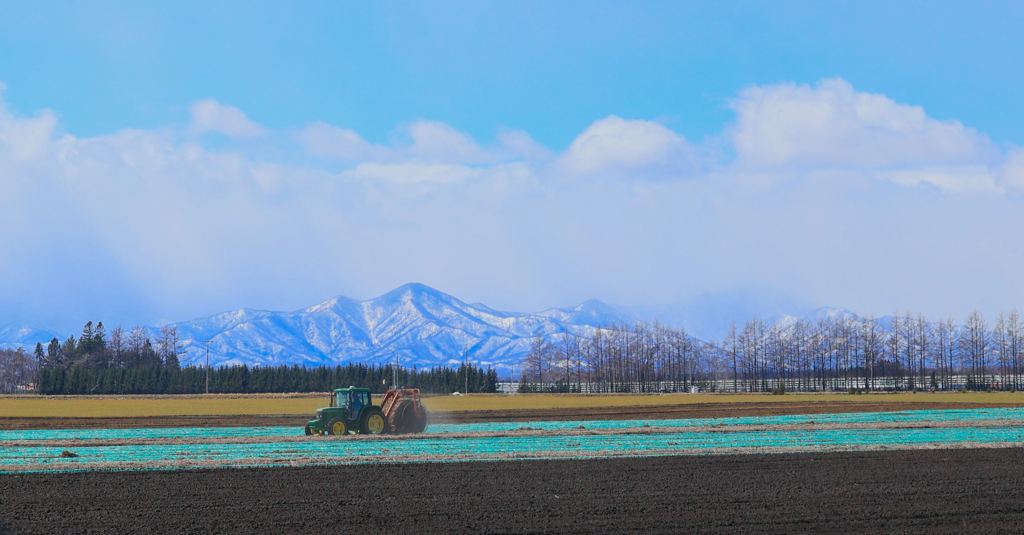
[[165, 283, 627, 369], [1, 284, 815, 368]]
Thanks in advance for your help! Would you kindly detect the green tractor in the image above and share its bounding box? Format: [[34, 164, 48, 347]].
[[305, 387, 387, 436]]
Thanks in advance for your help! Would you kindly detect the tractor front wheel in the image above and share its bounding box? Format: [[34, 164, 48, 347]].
[[360, 409, 387, 435], [304, 424, 312, 436], [327, 418, 347, 436]]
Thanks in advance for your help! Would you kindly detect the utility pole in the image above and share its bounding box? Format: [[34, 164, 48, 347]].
[[464, 346, 469, 394], [393, 351, 399, 390], [203, 340, 212, 395]]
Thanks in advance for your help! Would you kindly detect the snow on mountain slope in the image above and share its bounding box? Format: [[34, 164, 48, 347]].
[[172, 283, 621, 369], [627, 288, 811, 340], [0, 322, 60, 351], [4, 287, 966, 370]]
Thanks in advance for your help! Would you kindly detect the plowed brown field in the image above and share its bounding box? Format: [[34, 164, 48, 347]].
[[2, 448, 1024, 534]]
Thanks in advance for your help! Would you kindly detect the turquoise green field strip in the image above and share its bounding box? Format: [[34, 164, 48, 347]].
[[3, 408, 1023, 473], [3, 426, 1023, 470], [2, 407, 1023, 441], [432, 407, 1024, 434]]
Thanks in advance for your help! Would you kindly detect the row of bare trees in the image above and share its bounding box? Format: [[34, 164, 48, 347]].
[[520, 322, 714, 392], [519, 310, 1024, 393], [722, 310, 1024, 392], [0, 347, 37, 393]]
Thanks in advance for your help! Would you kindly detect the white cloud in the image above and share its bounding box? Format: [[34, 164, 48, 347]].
[[4, 82, 1024, 335], [559, 115, 700, 178], [730, 78, 998, 170], [405, 120, 495, 164], [498, 128, 553, 161], [880, 166, 998, 193], [0, 88, 59, 163], [295, 119, 549, 166], [294, 121, 374, 160], [189, 98, 266, 139], [343, 162, 480, 185], [999, 148, 1024, 193]]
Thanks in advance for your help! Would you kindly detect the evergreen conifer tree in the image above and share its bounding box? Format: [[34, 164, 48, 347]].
[[94, 322, 106, 348], [79, 321, 96, 355], [34, 342, 45, 370], [46, 337, 61, 368], [60, 336, 77, 367]]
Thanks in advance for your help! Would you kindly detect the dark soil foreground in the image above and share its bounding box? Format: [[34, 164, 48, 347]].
[[3, 448, 1024, 534], [5, 400, 1024, 430]]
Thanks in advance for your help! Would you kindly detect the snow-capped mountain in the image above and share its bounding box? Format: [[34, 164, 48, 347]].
[[0, 322, 60, 351], [9, 287, 989, 370], [171, 283, 628, 369], [749, 307, 940, 346], [0, 284, 833, 369], [771, 307, 861, 331], [629, 287, 812, 341]]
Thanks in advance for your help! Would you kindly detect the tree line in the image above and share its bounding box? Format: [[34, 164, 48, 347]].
[[36, 362, 498, 395], [8, 309, 1024, 395], [719, 310, 1023, 392], [0, 320, 502, 394], [33, 321, 184, 370], [519, 321, 713, 393], [518, 309, 1024, 393], [0, 347, 36, 393]]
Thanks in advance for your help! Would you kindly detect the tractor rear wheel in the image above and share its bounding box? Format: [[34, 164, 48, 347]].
[[327, 418, 347, 436], [360, 408, 387, 435]]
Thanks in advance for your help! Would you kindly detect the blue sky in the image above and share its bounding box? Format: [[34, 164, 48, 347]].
[[1, 1, 1023, 333], [4, 1, 1023, 146]]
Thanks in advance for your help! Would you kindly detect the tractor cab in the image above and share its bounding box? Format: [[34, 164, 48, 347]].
[[332, 389, 370, 413], [305, 387, 387, 436]]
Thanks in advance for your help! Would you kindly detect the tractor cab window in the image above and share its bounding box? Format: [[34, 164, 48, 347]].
[[349, 391, 366, 414], [333, 392, 348, 408]]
